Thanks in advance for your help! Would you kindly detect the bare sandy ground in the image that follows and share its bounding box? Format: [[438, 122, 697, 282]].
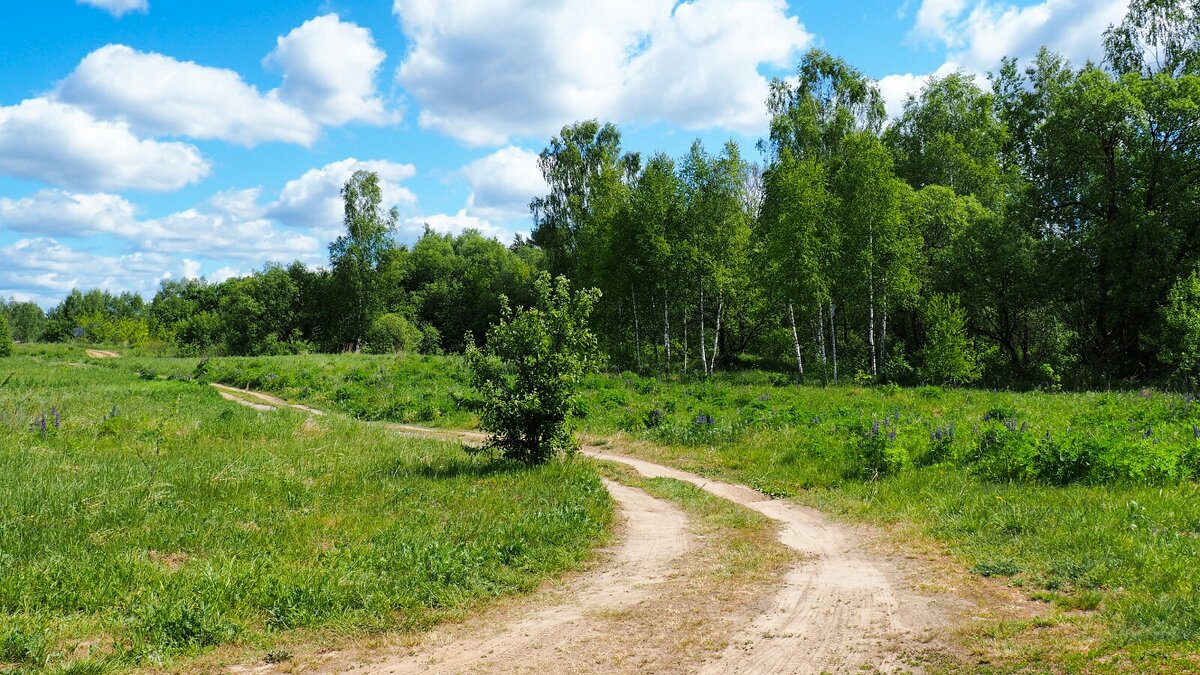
[[210, 383, 325, 415], [587, 449, 960, 674], [85, 349, 120, 358]]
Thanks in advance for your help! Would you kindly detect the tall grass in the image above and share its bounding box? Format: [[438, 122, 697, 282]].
[[0, 352, 609, 671]]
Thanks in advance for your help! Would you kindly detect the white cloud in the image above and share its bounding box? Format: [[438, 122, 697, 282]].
[[886, 0, 1128, 117], [402, 211, 516, 242], [210, 266, 244, 284], [393, 0, 811, 146], [0, 98, 209, 192], [58, 45, 317, 146], [181, 258, 202, 279], [460, 146, 546, 222], [878, 62, 961, 118], [55, 15, 394, 148], [77, 0, 147, 18], [0, 189, 320, 264], [0, 190, 139, 237], [0, 238, 177, 306], [266, 14, 394, 127], [907, 0, 1128, 73], [268, 158, 418, 230]]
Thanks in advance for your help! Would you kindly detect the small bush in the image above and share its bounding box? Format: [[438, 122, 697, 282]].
[[465, 274, 602, 464], [364, 313, 421, 354], [850, 419, 906, 480], [0, 315, 12, 358]]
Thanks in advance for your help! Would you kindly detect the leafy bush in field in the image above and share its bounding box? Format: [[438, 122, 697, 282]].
[[465, 274, 602, 464], [850, 419, 906, 480], [969, 420, 1038, 482], [0, 315, 12, 357], [365, 313, 422, 354]]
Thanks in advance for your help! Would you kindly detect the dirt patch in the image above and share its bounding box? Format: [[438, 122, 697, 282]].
[[85, 349, 120, 358], [211, 383, 324, 415], [586, 448, 989, 674]]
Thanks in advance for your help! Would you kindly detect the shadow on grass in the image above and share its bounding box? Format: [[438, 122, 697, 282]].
[[373, 454, 525, 481]]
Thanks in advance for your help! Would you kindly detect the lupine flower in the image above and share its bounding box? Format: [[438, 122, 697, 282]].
[[51, 406, 60, 429]]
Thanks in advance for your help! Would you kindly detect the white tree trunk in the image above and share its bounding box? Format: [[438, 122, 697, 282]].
[[789, 302, 804, 377], [867, 228, 877, 379], [632, 290, 642, 373], [663, 286, 671, 375], [710, 297, 723, 374], [699, 285, 708, 376], [830, 299, 840, 384], [683, 316, 689, 374]]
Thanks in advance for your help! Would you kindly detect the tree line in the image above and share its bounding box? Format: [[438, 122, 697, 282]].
[[6, 1, 1200, 389]]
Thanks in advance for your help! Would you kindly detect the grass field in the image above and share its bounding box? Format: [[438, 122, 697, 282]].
[[10, 344, 1200, 669], [77, 347, 1200, 669], [0, 347, 610, 671]]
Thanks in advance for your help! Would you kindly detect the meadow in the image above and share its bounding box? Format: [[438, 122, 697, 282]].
[[0, 347, 609, 671], [89, 348, 1200, 668]]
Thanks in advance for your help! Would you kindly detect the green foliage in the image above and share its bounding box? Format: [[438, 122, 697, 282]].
[[0, 314, 12, 357], [465, 274, 602, 464], [1160, 267, 1200, 387], [364, 313, 421, 354], [329, 170, 399, 351], [920, 294, 981, 385]]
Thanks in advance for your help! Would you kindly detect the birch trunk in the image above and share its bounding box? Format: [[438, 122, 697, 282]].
[[663, 286, 671, 375], [867, 228, 877, 379], [632, 290, 642, 373], [699, 285, 708, 376], [709, 297, 723, 375], [829, 300, 839, 385], [683, 316, 689, 374], [788, 302, 804, 377]]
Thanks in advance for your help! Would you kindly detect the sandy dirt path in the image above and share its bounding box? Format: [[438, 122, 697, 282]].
[[85, 349, 120, 358], [586, 449, 954, 674], [210, 383, 325, 415]]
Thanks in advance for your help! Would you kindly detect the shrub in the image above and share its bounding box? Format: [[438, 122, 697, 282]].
[[0, 314, 12, 357], [850, 419, 906, 480], [968, 420, 1037, 482], [364, 313, 421, 354], [465, 274, 602, 465]]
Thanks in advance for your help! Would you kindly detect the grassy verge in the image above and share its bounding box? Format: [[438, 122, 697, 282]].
[[0, 351, 610, 672]]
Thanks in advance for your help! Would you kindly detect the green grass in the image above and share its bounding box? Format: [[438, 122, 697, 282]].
[[107, 348, 1200, 666], [27, 345, 1200, 666], [0, 350, 610, 671]]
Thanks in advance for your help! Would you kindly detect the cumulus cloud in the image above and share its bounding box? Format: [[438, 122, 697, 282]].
[[77, 0, 147, 18], [268, 158, 417, 230], [55, 14, 394, 148], [460, 146, 546, 222], [58, 45, 317, 146], [393, 0, 811, 145], [0, 188, 320, 263], [0, 190, 140, 238], [266, 14, 393, 127], [0, 238, 177, 306], [877, 62, 961, 119], [401, 211, 517, 242], [0, 156, 422, 303], [907, 0, 1127, 72], [884, 0, 1128, 116], [0, 98, 209, 191]]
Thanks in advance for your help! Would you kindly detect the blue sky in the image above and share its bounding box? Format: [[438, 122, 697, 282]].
[[0, 0, 1128, 305]]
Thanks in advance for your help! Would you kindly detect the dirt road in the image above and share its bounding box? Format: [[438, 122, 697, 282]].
[[218, 391, 987, 673]]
